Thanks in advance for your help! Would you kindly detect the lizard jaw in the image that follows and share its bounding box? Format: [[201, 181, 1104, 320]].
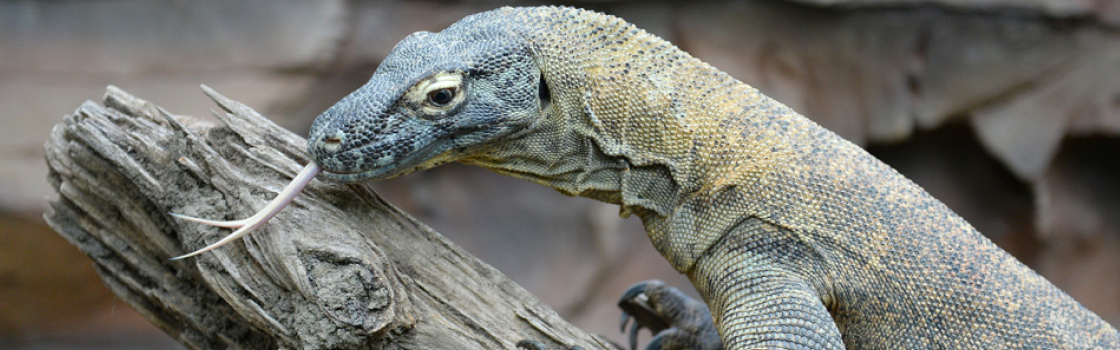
[[314, 139, 456, 183], [169, 163, 321, 260], [315, 167, 394, 183]]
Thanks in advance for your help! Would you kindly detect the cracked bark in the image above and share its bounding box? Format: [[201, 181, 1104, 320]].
[[42, 86, 618, 350]]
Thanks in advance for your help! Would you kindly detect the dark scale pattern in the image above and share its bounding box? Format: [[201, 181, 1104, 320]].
[[306, 6, 1120, 350]]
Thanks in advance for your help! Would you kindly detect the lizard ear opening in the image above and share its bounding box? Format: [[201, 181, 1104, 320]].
[[538, 74, 551, 110]]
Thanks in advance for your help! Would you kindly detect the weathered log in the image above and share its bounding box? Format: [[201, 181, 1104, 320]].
[[43, 86, 618, 350]]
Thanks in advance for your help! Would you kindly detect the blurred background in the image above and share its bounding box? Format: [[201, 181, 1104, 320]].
[[3, 0, 1120, 349]]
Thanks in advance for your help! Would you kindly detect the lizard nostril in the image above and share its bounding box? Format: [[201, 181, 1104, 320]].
[[322, 136, 343, 151]]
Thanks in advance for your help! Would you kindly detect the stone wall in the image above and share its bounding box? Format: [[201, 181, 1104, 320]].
[[2, 0, 1118, 348]]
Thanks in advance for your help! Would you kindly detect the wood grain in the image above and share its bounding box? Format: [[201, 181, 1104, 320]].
[[43, 86, 616, 350]]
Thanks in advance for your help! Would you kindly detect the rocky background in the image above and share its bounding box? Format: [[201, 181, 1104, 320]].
[[2, 0, 1119, 349]]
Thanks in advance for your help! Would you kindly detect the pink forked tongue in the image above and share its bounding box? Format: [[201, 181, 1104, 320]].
[[170, 163, 321, 260]]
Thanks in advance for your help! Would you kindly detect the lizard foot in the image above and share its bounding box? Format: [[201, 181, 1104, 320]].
[[516, 339, 586, 350], [618, 280, 721, 350], [169, 163, 321, 260]]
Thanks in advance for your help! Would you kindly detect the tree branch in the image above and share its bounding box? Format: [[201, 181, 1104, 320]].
[[43, 86, 618, 350]]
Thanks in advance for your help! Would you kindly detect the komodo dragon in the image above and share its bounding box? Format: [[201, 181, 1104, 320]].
[[171, 6, 1120, 350]]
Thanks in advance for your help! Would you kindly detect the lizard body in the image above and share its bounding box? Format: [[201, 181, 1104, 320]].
[[179, 6, 1120, 349]]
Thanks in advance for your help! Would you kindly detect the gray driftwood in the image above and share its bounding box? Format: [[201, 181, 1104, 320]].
[[43, 86, 618, 350]]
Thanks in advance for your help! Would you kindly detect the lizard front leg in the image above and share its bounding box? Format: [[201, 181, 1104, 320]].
[[688, 218, 845, 350]]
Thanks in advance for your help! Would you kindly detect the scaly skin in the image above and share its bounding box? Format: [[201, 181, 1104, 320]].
[[296, 6, 1119, 350]]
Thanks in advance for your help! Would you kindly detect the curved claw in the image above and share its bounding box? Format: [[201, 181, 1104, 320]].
[[170, 163, 321, 260], [618, 280, 671, 350], [619, 280, 661, 302], [627, 316, 642, 350]]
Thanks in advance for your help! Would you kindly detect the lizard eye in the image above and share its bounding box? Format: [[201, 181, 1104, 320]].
[[410, 72, 465, 114], [428, 88, 456, 106]]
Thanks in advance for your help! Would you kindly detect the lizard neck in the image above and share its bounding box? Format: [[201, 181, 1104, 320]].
[[464, 7, 797, 273]]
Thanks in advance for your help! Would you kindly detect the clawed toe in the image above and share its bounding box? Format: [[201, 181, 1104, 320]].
[[616, 280, 721, 350], [619, 281, 671, 350]]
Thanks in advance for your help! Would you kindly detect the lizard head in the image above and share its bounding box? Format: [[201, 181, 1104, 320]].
[[308, 23, 545, 183]]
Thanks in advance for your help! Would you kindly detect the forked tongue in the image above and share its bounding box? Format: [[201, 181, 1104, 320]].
[[170, 163, 321, 260]]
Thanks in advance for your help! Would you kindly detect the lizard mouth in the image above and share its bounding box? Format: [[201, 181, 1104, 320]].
[[317, 167, 395, 183], [315, 140, 451, 183]]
